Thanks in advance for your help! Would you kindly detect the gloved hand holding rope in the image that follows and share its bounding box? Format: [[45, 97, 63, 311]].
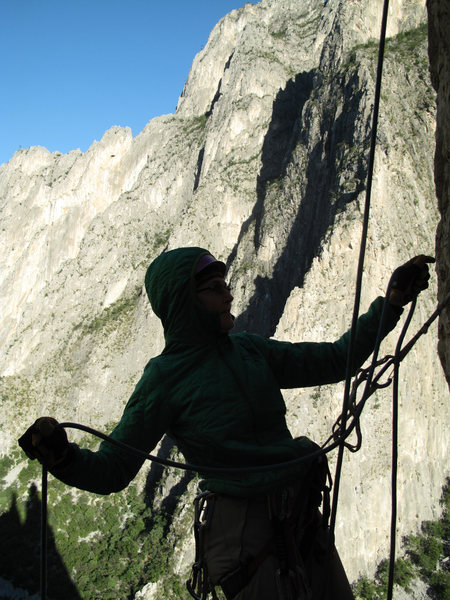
[[388, 254, 435, 307], [19, 416, 70, 469]]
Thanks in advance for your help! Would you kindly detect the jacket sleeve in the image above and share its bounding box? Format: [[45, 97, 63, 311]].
[[50, 363, 171, 494], [251, 296, 402, 389]]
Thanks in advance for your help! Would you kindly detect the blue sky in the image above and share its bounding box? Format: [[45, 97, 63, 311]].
[[1, 0, 259, 165]]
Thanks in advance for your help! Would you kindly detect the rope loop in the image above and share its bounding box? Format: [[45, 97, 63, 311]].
[[38, 292, 449, 600]]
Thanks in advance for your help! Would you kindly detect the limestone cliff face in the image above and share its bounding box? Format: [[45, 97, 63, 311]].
[[0, 0, 448, 593], [427, 0, 450, 385]]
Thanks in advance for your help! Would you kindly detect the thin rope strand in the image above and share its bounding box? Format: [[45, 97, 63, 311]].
[[40, 466, 48, 600], [387, 299, 416, 600], [328, 0, 390, 544]]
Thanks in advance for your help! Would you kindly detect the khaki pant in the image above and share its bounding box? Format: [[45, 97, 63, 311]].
[[201, 489, 355, 600]]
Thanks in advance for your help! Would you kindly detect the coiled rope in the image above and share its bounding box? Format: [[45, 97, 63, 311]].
[[38, 291, 449, 599], [323, 0, 449, 597]]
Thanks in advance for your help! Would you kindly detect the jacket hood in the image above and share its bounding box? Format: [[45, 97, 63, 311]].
[[145, 247, 226, 347]]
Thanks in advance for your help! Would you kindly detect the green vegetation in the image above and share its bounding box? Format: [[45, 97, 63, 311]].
[[271, 28, 287, 40], [152, 227, 172, 250], [346, 22, 427, 71], [295, 13, 320, 34], [182, 113, 209, 135], [1, 447, 184, 599], [192, 113, 208, 129], [353, 478, 450, 600], [404, 485, 450, 600], [81, 287, 142, 335], [384, 23, 428, 59], [0, 375, 40, 423], [4, 456, 446, 599]]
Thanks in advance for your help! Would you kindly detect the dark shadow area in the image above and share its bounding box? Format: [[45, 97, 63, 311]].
[[205, 85, 222, 119], [205, 52, 234, 119], [143, 435, 195, 536], [143, 435, 175, 507], [260, 73, 315, 182], [231, 69, 368, 336], [253, 71, 316, 246], [159, 470, 195, 536], [0, 484, 82, 600], [193, 147, 205, 192], [226, 71, 314, 274], [194, 52, 234, 191]]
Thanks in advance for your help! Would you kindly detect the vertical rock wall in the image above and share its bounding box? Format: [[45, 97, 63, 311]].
[[0, 0, 448, 596], [427, 0, 450, 385]]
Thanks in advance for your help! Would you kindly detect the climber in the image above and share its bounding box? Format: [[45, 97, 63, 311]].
[[19, 248, 433, 600]]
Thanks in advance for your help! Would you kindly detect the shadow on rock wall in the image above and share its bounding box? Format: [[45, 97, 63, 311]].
[[0, 484, 81, 600], [144, 435, 195, 536], [231, 67, 369, 336]]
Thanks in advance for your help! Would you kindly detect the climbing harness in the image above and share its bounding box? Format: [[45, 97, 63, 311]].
[[186, 447, 331, 600]]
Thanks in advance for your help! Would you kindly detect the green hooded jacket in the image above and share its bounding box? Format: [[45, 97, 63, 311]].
[[52, 247, 401, 496]]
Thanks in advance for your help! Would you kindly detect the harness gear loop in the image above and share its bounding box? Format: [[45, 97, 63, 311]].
[[186, 492, 219, 600]]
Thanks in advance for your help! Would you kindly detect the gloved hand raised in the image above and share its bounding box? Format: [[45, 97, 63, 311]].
[[18, 417, 69, 468], [389, 255, 435, 307]]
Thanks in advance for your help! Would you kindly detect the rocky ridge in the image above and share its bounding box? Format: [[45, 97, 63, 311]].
[[0, 0, 448, 597]]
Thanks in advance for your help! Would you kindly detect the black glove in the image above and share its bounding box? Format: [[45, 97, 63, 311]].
[[389, 255, 435, 306], [18, 417, 69, 468]]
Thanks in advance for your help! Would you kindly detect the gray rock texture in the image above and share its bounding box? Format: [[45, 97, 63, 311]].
[[427, 0, 450, 385], [0, 0, 448, 595]]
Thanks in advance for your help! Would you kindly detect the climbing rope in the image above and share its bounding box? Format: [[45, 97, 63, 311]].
[[325, 292, 450, 452], [387, 297, 417, 600], [40, 466, 48, 600], [38, 291, 449, 599], [328, 0, 391, 550], [35, 0, 449, 595], [320, 0, 448, 598]]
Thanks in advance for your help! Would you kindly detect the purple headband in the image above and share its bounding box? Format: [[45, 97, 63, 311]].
[[195, 254, 226, 276]]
